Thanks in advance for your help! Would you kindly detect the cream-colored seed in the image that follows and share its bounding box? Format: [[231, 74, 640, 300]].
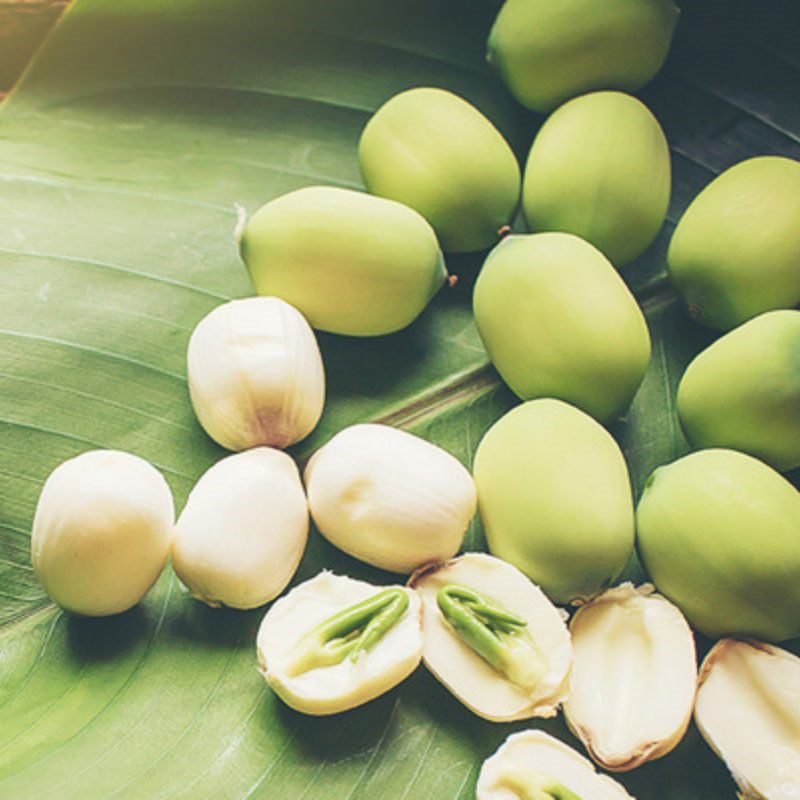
[[564, 583, 697, 771], [477, 730, 635, 800], [31, 450, 175, 616], [695, 639, 800, 799], [304, 423, 476, 573], [187, 296, 325, 451], [411, 553, 572, 722], [256, 572, 423, 715], [172, 448, 308, 610]]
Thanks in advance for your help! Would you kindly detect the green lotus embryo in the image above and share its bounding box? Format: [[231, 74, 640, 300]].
[[285, 587, 409, 677], [437, 584, 545, 692], [498, 768, 584, 800]]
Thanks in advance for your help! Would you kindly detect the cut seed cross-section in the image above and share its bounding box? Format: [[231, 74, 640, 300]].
[[257, 572, 422, 715], [411, 553, 572, 721]]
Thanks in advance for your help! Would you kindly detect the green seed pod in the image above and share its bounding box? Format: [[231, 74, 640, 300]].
[[473, 398, 635, 604], [358, 88, 520, 253], [667, 156, 800, 330], [486, 0, 680, 114], [522, 92, 671, 266], [677, 310, 800, 471], [473, 233, 650, 423], [636, 449, 800, 642], [239, 186, 446, 336]]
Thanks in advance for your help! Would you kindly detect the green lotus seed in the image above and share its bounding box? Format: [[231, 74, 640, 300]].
[[473, 399, 635, 604], [677, 310, 800, 471], [239, 186, 447, 336], [473, 232, 651, 423], [636, 449, 800, 641], [359, 87, 520, 252], [522, 92, 671, 266], [667, 156, 800, 330], [487, 0, 680, 113]]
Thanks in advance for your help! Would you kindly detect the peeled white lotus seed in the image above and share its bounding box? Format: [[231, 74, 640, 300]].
[[172, 447, 308, 609], [31, 450, 175, 616], [187, 296, 325, 451], [304, 424, 477, 573], [257, 571, 423, 715]]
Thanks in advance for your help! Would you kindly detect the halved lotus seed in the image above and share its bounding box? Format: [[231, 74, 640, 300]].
[[256, 572, 422, 715], [695, 639, 800, 799], [564, 584, 697, 771], [477, 730, 635, 800], [31, 450, 174, 616], [172, 448, 308, 610], [187, 296, 325, 452], [305, 424, 477, 574], [411, 553, 571, 722]]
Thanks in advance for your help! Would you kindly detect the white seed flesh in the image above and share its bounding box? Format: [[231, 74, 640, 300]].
[[411, 552, 572, 722], [695, 639, 800, 800], [172, 448, 308, 609], [477, 730, 635, 800], [31, 450, 175, 616], [187, 296, 325, 451], [256, 572, 422, 715], [304, 424, 477, 573], [564, 583, 696, 771]]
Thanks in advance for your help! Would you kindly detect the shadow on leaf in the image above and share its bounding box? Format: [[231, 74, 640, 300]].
[[65, 604, 151, 663], [167, 591, 264, 650]]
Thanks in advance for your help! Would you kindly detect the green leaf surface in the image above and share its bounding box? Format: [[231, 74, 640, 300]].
[[0, 0, 798, 796], [0, 0, 68, 91]]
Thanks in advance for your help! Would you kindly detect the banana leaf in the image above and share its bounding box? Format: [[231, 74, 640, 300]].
[[0, 0, 67, 92], [0, 0, 798, 796]]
